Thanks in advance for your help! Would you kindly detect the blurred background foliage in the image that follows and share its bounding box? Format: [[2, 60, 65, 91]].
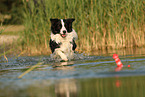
[[0, 0, 145, 55], [0, 0, 23, 24]]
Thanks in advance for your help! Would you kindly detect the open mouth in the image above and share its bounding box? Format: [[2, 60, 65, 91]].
[[61, 34, 66, 38]]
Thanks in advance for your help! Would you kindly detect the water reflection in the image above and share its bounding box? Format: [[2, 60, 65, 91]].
[[115, 66, 123, 72], [55, 79, 78, 97], [1, 76, 145, 97], [90, 47, 145, 56], [47, 62, 78, 97], [1, 48, 145, 97], [78, 76, 145, 97]]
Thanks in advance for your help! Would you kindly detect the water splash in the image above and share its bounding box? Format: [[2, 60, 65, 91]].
[[50, 52, 88, 62]]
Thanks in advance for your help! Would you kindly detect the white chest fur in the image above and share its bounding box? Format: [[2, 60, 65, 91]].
[[50, 30, 78, 61], [51, 33, 74, 53]]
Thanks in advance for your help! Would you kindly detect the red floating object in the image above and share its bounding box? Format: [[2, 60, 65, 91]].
[[113, 54, 123, 67], [128, 65, 130, 67], [115, 66, 122, 72]]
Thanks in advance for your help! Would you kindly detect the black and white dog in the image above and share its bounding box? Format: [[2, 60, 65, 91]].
[[49, 18, 78, 61]]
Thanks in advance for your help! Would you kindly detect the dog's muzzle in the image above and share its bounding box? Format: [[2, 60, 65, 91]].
[[61, 30, 67, 38]]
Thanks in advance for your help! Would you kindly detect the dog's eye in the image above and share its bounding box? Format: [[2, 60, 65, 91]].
[[65, 23, 69, 28], [65, 23, 72, 32]]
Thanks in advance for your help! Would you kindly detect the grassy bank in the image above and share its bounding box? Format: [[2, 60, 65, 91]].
[[20, 0, 145, 55]]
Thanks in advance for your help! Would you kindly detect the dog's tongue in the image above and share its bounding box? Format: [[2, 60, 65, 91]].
[[61, 34, 66, 37]]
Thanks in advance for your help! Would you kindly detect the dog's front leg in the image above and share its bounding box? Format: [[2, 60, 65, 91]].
[[55, 49, 68, 61]]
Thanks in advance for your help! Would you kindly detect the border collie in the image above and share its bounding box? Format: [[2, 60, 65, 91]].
[[49, 18, 78, 61]]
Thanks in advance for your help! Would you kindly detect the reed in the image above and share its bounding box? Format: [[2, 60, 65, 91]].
[[21, 0, 145, 55]]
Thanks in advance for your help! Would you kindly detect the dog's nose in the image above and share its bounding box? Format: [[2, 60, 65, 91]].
[[63, 31, 66, 34]]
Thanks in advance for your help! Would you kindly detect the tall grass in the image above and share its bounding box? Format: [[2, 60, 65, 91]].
[[21, 0, 145, 54]]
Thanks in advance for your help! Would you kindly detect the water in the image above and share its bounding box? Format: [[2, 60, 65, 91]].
[[1, 48, 145, 97]]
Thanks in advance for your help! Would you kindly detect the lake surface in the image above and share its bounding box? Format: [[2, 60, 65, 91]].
[[0, 48, 145, 97]]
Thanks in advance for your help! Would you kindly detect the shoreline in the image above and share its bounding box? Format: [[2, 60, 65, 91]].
[[0, 35, 19, 46]]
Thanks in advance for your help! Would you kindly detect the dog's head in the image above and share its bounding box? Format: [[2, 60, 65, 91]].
[[50, 18, 75, 38]]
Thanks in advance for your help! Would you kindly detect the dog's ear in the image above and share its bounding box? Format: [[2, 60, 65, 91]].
[[66, 18, 75, 23], [50, 18, 59, 24]]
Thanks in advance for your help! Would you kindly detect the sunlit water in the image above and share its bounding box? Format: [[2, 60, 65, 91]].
[[1, 48, 145, 97]]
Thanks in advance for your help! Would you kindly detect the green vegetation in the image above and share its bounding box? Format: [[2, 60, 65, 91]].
[[19, 0, 145, 54], [1, 76, 145, 97], [0, 0, 23, 24]]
